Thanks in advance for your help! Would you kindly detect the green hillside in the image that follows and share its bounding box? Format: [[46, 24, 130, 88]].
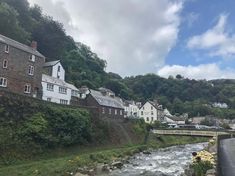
[[1, 0, 235, 119]]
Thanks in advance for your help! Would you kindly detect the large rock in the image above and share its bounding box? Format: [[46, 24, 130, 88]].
[[111, 161, 123, 169]]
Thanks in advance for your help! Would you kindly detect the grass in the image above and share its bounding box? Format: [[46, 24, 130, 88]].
[[0, 135, 209, 176]]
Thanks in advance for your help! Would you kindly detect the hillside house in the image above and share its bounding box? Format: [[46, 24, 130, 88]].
[[164, 115, 186, 124], [139, 101, 164, 123], [85, 89, 124, 118], [0, 34, 45, 98], [42, 60, 79, 105], [124, 100, 139, 118]]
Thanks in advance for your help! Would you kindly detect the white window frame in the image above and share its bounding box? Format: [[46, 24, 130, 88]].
[[29, 54, 35, 62], [3, 59, 8, 68], [28, 65, 34, 76], [5, 45, 9, 53], [120, 110, 123, 115], [0, 77, 7, 87], [47, 98, 51, 102], [60, 99, 68, 105], [102, 107, 105, 114], [59, 87, 67, 94], [47, 83, 54, 91], [115, 109, 117, 115], [109, 108, 112, 114], [24, 84, 31, 94]]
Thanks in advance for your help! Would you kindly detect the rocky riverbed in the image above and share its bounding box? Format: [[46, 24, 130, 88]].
[[107, 143, 208, 176]]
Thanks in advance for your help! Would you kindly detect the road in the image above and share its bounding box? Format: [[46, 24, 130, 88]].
[[219, 138, 235, 176]]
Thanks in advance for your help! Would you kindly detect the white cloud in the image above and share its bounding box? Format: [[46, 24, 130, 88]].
[[28, 0, 183, 76], [157, 63, 235, 80], [187, 14, 235, 58]]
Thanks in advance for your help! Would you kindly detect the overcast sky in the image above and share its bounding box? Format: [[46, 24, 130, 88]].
[[28, 0, 235, 80]]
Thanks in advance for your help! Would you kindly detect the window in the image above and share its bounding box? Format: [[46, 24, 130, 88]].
[[102, 107, 105, 114], [109, 108, 112, 114], [151, 111, 154, 115], [3, 59, 8, 68], [151, 106, 153, 110], [59, 87, 67, 94], [28, 65, 34, 75], [47, 83, 54, 91], [58, 66, 61, 72], [47, 98, 51, 102], [0, 77, 7, 87], [60, 99, 68, 105], [120, 110, 123, 115], [72, 90, 78, 97], [141, 111, 143, 115], [151, 117, 154, 121], [29, 55, 35, 62], [5, 45, 9, 53], [115, 109, 117, 115], [24, 84, 31, 94], [146, 117, 149, 122]]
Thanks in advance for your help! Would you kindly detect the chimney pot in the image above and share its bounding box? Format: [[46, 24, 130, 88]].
[[31, 41, 37, 50]]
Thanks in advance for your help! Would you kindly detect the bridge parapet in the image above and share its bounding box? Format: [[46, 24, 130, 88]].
[[152, 129, 228, 137]]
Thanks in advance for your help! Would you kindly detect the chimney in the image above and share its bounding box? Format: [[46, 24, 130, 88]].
[[31, 41, 37, 50]]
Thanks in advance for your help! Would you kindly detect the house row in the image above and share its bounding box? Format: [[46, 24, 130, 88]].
[[0, 34, 185, 124], [0, 34, 124, 118]]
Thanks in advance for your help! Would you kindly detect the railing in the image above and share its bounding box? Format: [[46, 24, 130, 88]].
[[152, 129, 228, 137]]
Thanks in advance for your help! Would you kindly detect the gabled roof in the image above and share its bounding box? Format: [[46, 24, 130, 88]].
[[89, 89, 124, 109], [0, 34, 44, 58], [44, 60, 60, 67], [42, 74, 78, 91], [139, 101, 163, 110]]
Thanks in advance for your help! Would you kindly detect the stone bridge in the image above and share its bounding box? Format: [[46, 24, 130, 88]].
[[152, 129, 228, 137]]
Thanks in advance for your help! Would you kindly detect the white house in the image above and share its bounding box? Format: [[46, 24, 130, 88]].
[[164, 115, 185, 125], [138, 101, 164, 123], [124, 100, 139, 118], [42, 60, 79, 105]]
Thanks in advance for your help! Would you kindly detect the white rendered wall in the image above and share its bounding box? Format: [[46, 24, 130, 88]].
[[42, 81, 72, 104], [51, 62, 65, 81], [139, 102, 158, 123]]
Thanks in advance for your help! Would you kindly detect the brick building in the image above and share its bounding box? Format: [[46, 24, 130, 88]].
[[85, 89, 124, 118], [0, 34, 45, 98]]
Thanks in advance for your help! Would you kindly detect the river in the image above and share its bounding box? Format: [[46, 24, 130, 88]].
[[109, 143, 207, 176]]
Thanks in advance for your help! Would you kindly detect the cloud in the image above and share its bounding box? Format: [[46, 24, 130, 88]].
[[28, 0, 183, 76], [157, 63, 235, 80], [187, 14, 235, 58]]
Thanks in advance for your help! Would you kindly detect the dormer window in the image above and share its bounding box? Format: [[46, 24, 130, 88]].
[[3, 59, 8, 68], [58, 66, 60, 72], [5, 45, 9, 53], [29, 54, 35, 62]]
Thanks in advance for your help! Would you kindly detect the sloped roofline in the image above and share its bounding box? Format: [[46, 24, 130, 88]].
[[0, 34, 45, 58]]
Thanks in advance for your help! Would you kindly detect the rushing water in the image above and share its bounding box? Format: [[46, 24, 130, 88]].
[[109, 143, 207, 176]]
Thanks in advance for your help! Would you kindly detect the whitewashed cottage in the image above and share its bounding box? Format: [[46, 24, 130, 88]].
[[41, 60, 79, 105], [139, 101, 164, 123]]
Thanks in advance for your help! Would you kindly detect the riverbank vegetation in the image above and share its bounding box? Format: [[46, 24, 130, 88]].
[[0, 135, 209, 176]]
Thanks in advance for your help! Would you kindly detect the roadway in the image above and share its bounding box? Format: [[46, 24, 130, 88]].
[[219, 138, 235, 176]]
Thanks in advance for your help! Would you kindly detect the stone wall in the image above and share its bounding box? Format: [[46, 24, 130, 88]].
[[0, 43, 44, 98]]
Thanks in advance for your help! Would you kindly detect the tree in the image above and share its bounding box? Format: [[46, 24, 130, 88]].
[[0, 2, 30, 43]]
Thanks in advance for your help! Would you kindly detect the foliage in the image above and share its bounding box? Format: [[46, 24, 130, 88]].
[[192, 161, 213, 176], [1, 0, 235, 120]]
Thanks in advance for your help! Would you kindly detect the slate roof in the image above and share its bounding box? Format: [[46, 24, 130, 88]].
[[90, 89, 124, 109], [165, 115, 185, 121], [42, 74, 78, 90], [0, 34, 45, 58], [44, 60, 60, 67]]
